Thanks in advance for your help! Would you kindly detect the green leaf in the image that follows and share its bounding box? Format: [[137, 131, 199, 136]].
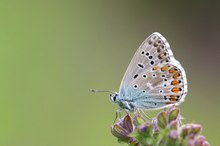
[[166, 139, 180, 146], [129, 140, 140, 146], [169, 121, 178, 130], [133, 115, 145, 126], [129, 131, 139, 138], [137, 122, 151, 137], [157, 139, 165, 146], [168, 108, 180, 123], [180, 126, 189, 139], [145, 124, 153, 138], [134, 133, 144, 144], [157, 111, 167, 129], [190, 124, 202, 135], [117, 139, 128, 145]]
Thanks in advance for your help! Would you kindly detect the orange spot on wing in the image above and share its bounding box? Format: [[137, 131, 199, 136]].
[[169, 68, 176, 73], [171, 79, 179, 85], [172, 87, 180, 93], [152, 66, 160, 70], [158, 53, 164, 59], [161, 65, 168, 71], [173, 72, 180, 79], [170, 98, 176, 102], [169, 95, 178, 102]]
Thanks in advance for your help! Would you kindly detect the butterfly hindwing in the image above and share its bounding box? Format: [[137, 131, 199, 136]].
[[118, 32, 187, 110]]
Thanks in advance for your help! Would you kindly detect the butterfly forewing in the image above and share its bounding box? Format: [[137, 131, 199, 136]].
[[119, 32, 187, 110]]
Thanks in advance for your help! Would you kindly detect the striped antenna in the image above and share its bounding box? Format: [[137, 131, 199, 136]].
[[90, 89, 115, 94]]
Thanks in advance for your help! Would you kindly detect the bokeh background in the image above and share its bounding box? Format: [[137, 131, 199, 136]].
[[0, 1, 219, 145]]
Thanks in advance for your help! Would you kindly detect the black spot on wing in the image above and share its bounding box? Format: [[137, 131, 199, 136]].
[[138, 63, 144, 68], [133, 74, 138, 79]]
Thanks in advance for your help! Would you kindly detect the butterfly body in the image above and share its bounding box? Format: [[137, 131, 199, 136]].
[[110, 32, 188, 112]]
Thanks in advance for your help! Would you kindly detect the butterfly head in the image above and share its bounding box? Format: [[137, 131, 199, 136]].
[[109, 92, 119, 103]]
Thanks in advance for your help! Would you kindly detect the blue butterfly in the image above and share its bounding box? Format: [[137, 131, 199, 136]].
[[91, 32, 187, 115]]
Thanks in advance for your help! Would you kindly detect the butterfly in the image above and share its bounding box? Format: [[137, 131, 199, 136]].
[[91, 32, 187, 113]]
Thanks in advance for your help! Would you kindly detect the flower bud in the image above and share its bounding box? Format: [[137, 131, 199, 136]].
[[152, 118, 160, 133], [195, 135, 210, 146], [168, 130, 179, 141], [111, 114, 134, 142], [168, 108, 180, 123], [137, 122, 150, 136], [157, 111, 167, 129], [133, 114, 145, 126]]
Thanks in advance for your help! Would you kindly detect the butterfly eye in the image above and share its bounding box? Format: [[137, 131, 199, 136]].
[[110, 94, 118, 103], [113, 96, 116, 102]]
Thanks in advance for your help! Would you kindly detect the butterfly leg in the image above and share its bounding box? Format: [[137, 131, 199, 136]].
[[136, 109, 146, 119], [179, 115, 184, 126], [114, 108, 123, 123], [137, 109, 151, 120]]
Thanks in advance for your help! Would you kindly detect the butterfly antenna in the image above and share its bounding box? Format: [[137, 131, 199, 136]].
[[90, 89, 115, 94]]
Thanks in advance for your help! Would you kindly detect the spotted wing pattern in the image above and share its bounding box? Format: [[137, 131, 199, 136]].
[[118, 32, 187, 110]]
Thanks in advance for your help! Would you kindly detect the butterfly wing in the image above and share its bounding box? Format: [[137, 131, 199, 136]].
[[118, 32, 187, 110]]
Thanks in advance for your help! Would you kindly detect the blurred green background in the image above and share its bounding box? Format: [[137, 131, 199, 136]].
[[0, 1, 219, 145]]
